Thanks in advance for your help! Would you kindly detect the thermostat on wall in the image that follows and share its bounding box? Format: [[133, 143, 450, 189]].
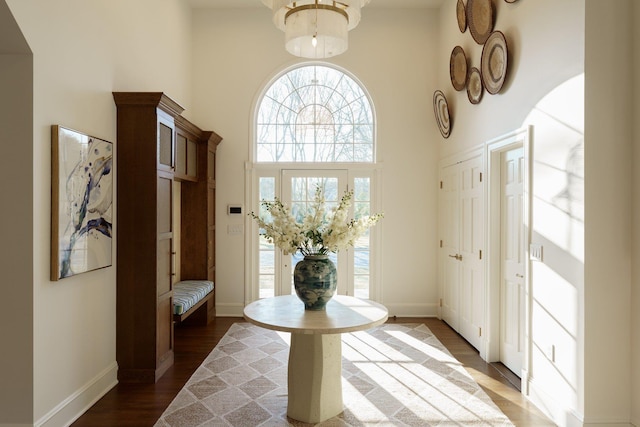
[[228, 204, 243, 215]]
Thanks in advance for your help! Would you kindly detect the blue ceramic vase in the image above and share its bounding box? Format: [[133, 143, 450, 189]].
[[293, 255, 337, 311]]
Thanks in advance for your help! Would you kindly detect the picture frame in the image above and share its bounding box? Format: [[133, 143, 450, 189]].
[[51, 125, 113, 281]]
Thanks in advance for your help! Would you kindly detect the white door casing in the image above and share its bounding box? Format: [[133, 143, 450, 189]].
[[485, 126, 532, 387]]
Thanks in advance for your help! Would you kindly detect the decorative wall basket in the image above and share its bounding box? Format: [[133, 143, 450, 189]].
[[450, 46, 468, 91], [467, 67, 483, 104], [457, 0, 467, 32], [433, 90, 451, 138], [481, 31, 508, 94], [467, 0, 494, 44]]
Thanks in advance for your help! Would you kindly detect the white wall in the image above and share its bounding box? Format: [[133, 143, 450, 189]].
[[438, 0, 637, 425], [190, 7, 441, 317], [584, 1, 633, 424], [3, 0, 194, 425]]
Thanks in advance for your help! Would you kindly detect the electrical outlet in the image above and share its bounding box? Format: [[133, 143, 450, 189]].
[[228, 224, 244, 235]]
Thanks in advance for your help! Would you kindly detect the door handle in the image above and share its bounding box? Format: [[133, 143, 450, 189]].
[[516, 273, 524, 278], [448, 254, 462, 261]]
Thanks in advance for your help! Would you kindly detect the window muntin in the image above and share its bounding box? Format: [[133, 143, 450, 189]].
[[256, 65, 374, 163]]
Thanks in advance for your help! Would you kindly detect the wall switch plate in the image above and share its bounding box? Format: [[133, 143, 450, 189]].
[[530, 243, 543, 262], [228, 224, 244, 235]]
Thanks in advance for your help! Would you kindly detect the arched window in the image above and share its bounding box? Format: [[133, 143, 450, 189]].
[[249, 64, 380, 302], [256, 64, 374, 163]]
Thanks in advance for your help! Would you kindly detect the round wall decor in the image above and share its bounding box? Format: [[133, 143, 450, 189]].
[[481, 30, 508, 94], [450, 46, 468, 91], [457, 0, 467, 32], [433, 90, 451, 138], [467, 67, 483, 104], [467, 0, 494, 44]]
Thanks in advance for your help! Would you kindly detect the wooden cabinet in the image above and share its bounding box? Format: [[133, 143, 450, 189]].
[[113, 92, 221, 383], [175, 126, 198, 181]]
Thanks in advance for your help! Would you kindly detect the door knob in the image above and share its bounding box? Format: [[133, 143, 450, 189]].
[[516, 273, 524, 278], [448, 254, 462, 261]]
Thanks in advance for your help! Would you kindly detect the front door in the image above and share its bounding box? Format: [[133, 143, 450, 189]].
[[281, 170, 348, 296], [255, 170, 378, 300]]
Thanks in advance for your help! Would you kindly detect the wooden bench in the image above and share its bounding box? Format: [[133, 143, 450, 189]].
[[173, 280, 215, 325]]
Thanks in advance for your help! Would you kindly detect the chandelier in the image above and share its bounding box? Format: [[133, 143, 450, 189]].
[[261, 0, 370, 59]]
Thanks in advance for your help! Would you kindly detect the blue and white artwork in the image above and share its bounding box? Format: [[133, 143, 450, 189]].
[[52, 126, 113, 280]]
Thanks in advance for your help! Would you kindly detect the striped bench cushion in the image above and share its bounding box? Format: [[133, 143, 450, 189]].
[[173, 280, 214, 315]]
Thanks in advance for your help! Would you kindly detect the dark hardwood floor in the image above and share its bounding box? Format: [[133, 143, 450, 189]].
[[72, 317, 554, 426]]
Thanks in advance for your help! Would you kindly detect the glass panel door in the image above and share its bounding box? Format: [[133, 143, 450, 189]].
[[281, 171, 348, 296], [255, 169, 376, 299]]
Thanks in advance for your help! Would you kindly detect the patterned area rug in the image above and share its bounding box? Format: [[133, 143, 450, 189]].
[[155, 323, 514, 426]]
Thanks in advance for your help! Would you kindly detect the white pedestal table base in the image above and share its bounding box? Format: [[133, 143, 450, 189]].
[[287, 333, 343, 423]]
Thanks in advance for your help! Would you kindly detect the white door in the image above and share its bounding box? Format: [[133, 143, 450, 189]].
[[458, 157, 485, 350], [440, 164, 460, 331], [440, 154, 485, 350], [500, 147, 525, 375]]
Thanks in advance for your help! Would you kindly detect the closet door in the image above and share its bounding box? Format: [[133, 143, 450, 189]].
[[440, 164, 460, 331], [458, 156, 484, 350], [440, 154, 485, 350]]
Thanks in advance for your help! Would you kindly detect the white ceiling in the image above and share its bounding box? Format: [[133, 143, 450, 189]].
[[186, 0, 445, 9]]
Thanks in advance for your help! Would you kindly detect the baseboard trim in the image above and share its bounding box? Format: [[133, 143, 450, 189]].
[[215, 303, 245, 317], [383, 302, 439, 318], [35, 361, 118, 427]]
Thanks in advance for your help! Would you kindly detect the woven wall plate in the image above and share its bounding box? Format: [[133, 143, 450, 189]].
[[467, 0, 494, 44], [450, 46, 468, 91], [433, 90, 451, 139], [481, 31, 508, 94], [457, 0, 467, 32], [467, 67, 483, 104]]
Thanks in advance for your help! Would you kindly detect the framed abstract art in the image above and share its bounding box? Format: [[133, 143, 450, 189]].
[[51, 125, 113, 280]]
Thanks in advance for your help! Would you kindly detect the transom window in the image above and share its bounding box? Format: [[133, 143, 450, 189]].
[[256, 64, 374, 163]]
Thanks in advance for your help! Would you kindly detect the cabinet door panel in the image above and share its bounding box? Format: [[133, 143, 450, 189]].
[[156, 295, 173, 362], [157, 238, 173, 296], [158, 122, 173, 169], [175, 134, 187, 176], [187, 139, 197, 177], [157, 175, 173, 234]]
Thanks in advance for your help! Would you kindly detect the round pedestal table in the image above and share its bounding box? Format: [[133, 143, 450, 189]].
[[243, 294, 388, 423]]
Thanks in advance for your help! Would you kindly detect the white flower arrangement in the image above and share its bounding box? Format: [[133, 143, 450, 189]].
[[250, 185, 383, 256]]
